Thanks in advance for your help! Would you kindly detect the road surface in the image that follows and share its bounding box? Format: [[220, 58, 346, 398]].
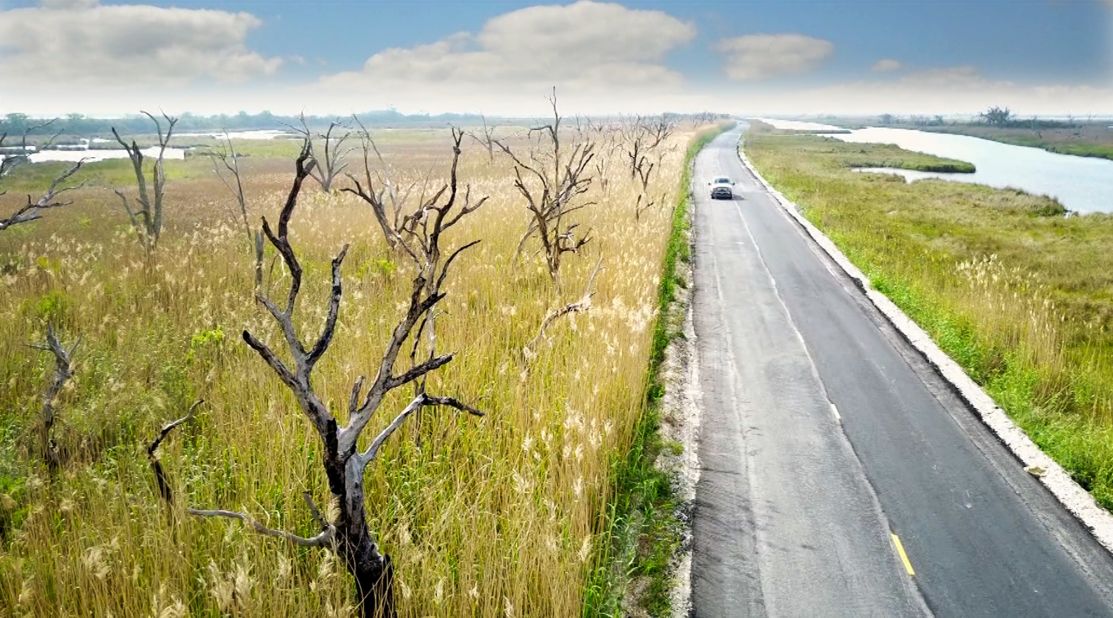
[[689, 124, 1113, 617]]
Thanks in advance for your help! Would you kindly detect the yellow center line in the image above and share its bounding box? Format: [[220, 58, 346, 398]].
[[890, 533, 916, 577]]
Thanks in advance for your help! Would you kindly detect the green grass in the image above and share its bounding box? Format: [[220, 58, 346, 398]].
[[584, 122, 732, 617], [924, 125, 1113, 162], [751, 121, 975, 172], [1, 156, 215, 192], [745, 128, 1113, 511]]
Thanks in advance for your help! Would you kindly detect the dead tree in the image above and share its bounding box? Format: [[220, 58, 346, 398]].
[[205, 132, 252, 245], [589, 121, 623, 195], [624, 116, 673, 180], [0, 123, 85, 232], [394, 128, 487, 396], [30, 325, 78, 473], [112, 111, 178, 254], [495, 89, 596, 289], [149, 138, 484, 617], [343, 116, 423, 252], [622, 116, 674, 221], [468, 115, 497, 163], [632, 155, 656, 220], [634, 167, 671, 221], [593, 159, 609, 194], [298, 115, 353, 192]]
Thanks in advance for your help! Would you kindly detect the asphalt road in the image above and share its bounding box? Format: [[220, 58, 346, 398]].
[[689, 125, 1113, 617]]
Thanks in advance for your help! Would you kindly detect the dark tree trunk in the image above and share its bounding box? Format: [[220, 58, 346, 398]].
[[347, 544, 394, 618], [335, 504, 395, 617], [327, 449, 396, 617]]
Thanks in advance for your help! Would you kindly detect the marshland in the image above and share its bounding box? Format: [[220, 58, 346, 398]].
[[0, 111, 725, 616]]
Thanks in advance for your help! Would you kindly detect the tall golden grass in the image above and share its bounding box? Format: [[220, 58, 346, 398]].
[[0, 125, 700, 616]]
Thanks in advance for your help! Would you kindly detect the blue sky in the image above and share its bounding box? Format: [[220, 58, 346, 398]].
[[219, 0, 1111, 83], [0, 0, 1110, 116]]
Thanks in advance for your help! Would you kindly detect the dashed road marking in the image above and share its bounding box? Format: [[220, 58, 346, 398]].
[[890, 533, 916, 576]]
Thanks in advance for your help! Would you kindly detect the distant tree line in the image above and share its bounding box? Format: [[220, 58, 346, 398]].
[[0, 110, 498, 140], [878, 113, 947, 127], [0, 110, 729, 142], [872, 108, 1081, 130], [976, 106, 1080, 129]]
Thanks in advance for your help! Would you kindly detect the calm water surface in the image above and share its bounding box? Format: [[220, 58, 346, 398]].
[[29, 147, 187, 163], [3, 130, 294, 164]]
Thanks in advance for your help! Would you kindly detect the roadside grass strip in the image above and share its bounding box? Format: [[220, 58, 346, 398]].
[[584, 122, 733, 617]]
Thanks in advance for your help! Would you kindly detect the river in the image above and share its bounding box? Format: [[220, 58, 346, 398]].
[[2, 130, 296, 165], [21, 147, 187, 164], [756, 118, 1113, 214]]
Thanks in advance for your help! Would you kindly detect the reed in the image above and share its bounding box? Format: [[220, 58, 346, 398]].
[[0, 124, 706, 616]]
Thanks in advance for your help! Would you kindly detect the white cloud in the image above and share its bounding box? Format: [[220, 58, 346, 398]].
[[314, 0, 696, 113], [0, 1, 281, 90], [871, 58, 902, 72], [715, 34, 833, 81], [38, 0, 98, 8]]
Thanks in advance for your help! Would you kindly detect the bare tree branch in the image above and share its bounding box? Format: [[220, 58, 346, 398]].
[[147, 399, 204, 504], [29, 325, 78, 472], [0, 123, 86, 232], [359, 392, 483, 464], [205, 132, 252, 245], [0, 160, 85, 232], [111, 111, 178, 254], [494, 88, 595, 289], [186, 508, 335, 547], [147, 401, 336, 548]]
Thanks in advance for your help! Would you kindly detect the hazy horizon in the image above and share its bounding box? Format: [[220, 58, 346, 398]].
[[1, 0, 1111, 118]]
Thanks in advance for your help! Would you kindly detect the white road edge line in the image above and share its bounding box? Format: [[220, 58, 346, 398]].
[[735, 138, 1113, 556]]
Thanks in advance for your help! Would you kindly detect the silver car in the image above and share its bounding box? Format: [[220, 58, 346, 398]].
[[709, 176, 735, 200]]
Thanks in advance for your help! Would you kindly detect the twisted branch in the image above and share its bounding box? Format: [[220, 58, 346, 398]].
[[147, 401, 336, 548]]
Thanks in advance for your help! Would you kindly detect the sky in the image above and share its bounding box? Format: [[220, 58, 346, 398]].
[[0, 0, 1110, 117]]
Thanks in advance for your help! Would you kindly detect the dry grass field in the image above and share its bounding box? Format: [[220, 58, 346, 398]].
[[0, 123, 707, 616]]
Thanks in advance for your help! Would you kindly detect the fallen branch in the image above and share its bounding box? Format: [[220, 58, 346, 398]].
[[522, 258, 603, 362]]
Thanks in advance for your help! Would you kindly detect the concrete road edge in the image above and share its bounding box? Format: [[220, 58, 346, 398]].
[[735, 134, 1113, 556]]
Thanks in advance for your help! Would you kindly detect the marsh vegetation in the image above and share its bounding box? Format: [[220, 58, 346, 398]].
[[0, 114, 717, 615]]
